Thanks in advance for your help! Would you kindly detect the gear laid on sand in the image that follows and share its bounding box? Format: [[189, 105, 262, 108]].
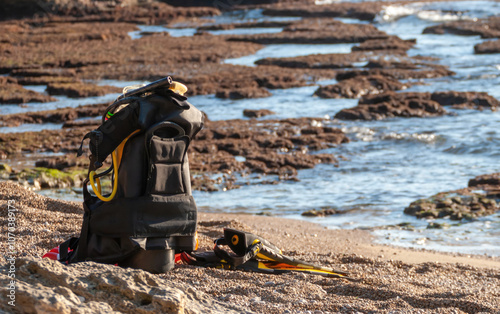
[[52, 77, 204, 273]]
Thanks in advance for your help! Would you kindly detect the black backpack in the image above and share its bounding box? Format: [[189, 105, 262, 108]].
[[59, 77, 204, 273]]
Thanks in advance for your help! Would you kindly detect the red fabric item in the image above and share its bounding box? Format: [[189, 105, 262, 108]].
[[42, 246, 60, 260]]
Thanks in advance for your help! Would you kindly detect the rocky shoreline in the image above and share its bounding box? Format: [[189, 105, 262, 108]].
[[405, 173, 500, 221], [1, 0, 499, 214], [1, 1, 500, 312]]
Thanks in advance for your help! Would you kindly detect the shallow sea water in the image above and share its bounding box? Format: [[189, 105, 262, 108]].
[[16, 1, 500, 256], [193, 1, 500, 256]]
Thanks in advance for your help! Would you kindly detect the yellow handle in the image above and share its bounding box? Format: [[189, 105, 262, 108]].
[[89, 151, 119, 202], [88, 129, 140, 202], [169, 81, 188, 96]]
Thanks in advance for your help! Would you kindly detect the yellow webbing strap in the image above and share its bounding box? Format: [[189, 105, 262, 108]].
[[89, 152, 118, 202], [115, 129, 141, 170], [89, 129, 141, 202]]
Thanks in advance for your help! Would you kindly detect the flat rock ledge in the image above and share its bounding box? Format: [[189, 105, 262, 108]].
[[0, 257, 246, 314], [0, 78, 57, 104], [215, 87, 272, 100], [314, 75, 407, 99], [46, 82, 121, 98], [228, 18, 389, 45], [474, 39, 500, 54], [335, 91, 500, 120], [423, 16, 500, 39], [404, 173, 500, 220], [261, 2, 384, 21]]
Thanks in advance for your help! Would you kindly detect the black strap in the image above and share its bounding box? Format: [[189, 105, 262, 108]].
[[213, 237, 262, 267], [76, 132, 92, 157], [58, 237, 79, 262], [77, 130, 103, 170]]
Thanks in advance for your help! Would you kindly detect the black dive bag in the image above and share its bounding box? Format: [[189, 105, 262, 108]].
[[59, 77, 204, 273]]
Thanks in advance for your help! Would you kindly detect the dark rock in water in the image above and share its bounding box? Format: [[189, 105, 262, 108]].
[[405, 172, 500, 220], [261, 2, 383, 21], [0, 1, 220, 22], [190, 118, 349, 176], [278, 165, 298, 181], [12, 68, 77, 77], [335, 92, 445, 120], [474, 39, 500, 54], [405, 193, 499, 221], [0, 103, 107, 127], [46, 82, 121, 98], [426, 222, 450, 229], [314, 75, 406, 99], [335, 65, 454, 81], [229, 19, 389, 45], [12, 67, 81, 86], [302, 208, 338, 217], [243, 109, 275, 118], [469, 173, 500, 188], [0, 127, 90, 157], [198, 21, 292, 31], [191, 174, 220, 192], [215, 87, 272, 99], [430, 91, 500, 110], [0, 81, 57, 104], [257, 52, 454, 81], [254, 72, 310, 89], [35, 158, 78, 170], [335, 91, 499, 121], [162, 0, 275, 7], [62, 119, 101, 129], [15, 76, 81, 86], [352, 37, 416, 53], [256, 52, 368, 69], [423, 16, 500, 39], [469, 173, 500, 196]]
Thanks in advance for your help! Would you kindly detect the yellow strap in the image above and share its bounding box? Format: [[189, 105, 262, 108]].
[[96, 177, 101, 194], [89, 151, 119, 202], [115, 129, 141, 170], [88, 129, 141, 202]]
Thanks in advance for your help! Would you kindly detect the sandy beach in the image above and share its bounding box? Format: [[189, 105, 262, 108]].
[[1, 181, 498, 313]]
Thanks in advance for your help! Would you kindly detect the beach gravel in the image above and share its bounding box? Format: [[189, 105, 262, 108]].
[[1, 181, 499, 313]]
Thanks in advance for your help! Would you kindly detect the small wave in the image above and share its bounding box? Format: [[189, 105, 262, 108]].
[[342, 127, 440, 144], [416, 10, 474, 22], [342, 126, 376, 142], [315, 0, 381, 3], [377, 5, 419, 22], [314, 0, 340, 4], [377, 4, 475, 23], [443, 143, 493, 155], [382, 132, 439, 144]]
